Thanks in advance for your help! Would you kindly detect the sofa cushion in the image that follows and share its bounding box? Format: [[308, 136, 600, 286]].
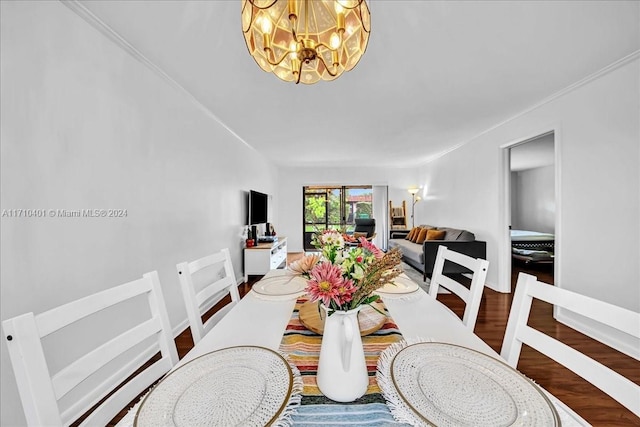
[[436, 227, 462, 240], [458, 230, 476, 241], [417, 225, 436, 230], [426, 229, 446, 240], [405, 227, 416, 240], [415, 228, 430, 244], [409, 225, 435, 244], [405, 227, 419, 241], [432, 227, 476, 241], [410, 227, 423, 243], [388, 239, 423, 264]]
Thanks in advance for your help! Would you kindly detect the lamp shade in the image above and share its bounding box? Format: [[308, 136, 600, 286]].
[[242, 0, 371, 84]]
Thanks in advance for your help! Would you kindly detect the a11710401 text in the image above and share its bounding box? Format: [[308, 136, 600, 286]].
[[1, 209, 128, 218]]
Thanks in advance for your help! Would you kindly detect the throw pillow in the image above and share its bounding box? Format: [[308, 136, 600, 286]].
[[426, 229, 446, 240], [405, 227, 419, 241], [415, 228, 429, 244], [353, 231, 368, 239], [410, 227, 423, 242]]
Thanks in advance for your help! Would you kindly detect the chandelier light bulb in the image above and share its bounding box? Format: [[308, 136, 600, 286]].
[[330, 32, 341, 50], [262, 17, 273, 34]]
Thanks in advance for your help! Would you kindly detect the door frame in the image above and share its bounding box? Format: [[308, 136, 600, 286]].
[[498, 124, 562, 293]]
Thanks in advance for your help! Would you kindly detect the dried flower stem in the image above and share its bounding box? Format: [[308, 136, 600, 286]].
[[350, 247, 403, 308]]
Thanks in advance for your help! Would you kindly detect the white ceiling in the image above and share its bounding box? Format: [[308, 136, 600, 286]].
[[77, 0, 639, 168]]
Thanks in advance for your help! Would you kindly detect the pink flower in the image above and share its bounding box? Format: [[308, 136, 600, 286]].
[[360, 238, 384, 259], [306, 262, 350, 307], [335, 279, 357, 305]]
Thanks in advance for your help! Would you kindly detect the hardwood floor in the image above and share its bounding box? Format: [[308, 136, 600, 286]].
[[108, 255, 639, 426], [436, 260, 639, 426]]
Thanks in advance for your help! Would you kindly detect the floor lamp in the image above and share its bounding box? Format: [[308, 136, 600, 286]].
[[408, 188, 421, 228]]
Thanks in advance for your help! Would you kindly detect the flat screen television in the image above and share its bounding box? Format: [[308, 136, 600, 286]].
[[248, 190, 268, 225]]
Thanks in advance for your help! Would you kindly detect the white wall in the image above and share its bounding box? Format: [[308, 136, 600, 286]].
[[416, 56, 639, 354], [511, 165, 556, 233], [0, 2, 277, 425], [277, 166, 418, 253]]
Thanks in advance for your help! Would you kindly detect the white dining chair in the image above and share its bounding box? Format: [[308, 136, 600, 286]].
[[501, 273, 640, 417], [428, 245, 489, 331], [176, 248, 240, 344], [2, 271, 179, 427]]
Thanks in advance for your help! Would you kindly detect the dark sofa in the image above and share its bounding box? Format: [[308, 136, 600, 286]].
[[388, 225, 487, 281]]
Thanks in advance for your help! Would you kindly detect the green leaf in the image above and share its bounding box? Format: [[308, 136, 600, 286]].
[[361, 294, 380, 305]]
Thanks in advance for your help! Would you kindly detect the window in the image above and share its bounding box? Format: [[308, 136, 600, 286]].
[[303, 186, 372, 250]]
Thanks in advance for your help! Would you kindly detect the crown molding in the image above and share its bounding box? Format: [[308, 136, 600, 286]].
[[421, 49, 640, 166], [59, 0, 256, 152], [60, 0, 639, 168]]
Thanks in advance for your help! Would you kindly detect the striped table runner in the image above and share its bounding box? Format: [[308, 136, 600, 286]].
[[279, 297, 410, 426]]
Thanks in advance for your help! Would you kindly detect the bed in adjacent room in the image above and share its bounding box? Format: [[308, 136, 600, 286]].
[[510, 229, 555, 264]]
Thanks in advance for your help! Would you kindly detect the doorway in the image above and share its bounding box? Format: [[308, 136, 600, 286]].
[[302, 186, 373, 251], [500, 130, 559, 293]]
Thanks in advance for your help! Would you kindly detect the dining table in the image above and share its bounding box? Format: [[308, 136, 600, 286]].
[[123, 269, 589, 427]]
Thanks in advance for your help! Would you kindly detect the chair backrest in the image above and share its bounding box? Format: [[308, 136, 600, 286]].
[[500, 273, 640, 417], [2, 271, 179, 427], [428, 245, 489, 331], [176, 248, 240, 344], [354, 218, 376, 238]]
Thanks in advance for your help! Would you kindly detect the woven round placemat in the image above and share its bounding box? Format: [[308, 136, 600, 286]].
[[378, 341, 559, 427], [134, 346, 301, 427]]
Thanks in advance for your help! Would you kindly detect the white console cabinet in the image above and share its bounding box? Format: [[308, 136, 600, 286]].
[[244, 237, 287, 281]]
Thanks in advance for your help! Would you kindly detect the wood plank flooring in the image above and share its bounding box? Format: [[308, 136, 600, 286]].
[[108, 255, 639, 426], [436, 261, 639, 426]]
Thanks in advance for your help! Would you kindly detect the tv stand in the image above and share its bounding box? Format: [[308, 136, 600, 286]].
[[244, 237, 287, 282]]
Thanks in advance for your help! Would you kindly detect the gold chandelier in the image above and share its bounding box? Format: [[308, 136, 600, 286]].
[[242, 0, 371, 84]]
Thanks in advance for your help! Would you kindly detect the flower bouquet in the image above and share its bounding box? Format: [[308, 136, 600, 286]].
[[288, 229, 403, 401], [288, 229, 403, 315]]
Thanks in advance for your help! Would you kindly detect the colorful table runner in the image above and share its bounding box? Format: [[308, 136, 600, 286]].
[[279, 297, 410, 426]]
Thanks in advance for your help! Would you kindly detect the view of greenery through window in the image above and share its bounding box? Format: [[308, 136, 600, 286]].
[[303, 186, 373, 249]]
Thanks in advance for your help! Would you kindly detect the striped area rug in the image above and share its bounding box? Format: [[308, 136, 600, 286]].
[[279, 297, 410, 426]]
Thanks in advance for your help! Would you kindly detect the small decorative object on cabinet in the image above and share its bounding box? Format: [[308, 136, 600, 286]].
[[244, 237, 287, 282], [389, 200, 408, 230]]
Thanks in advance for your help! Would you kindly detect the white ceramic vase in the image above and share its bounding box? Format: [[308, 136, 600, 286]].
[[316, 305, 368, 402]]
